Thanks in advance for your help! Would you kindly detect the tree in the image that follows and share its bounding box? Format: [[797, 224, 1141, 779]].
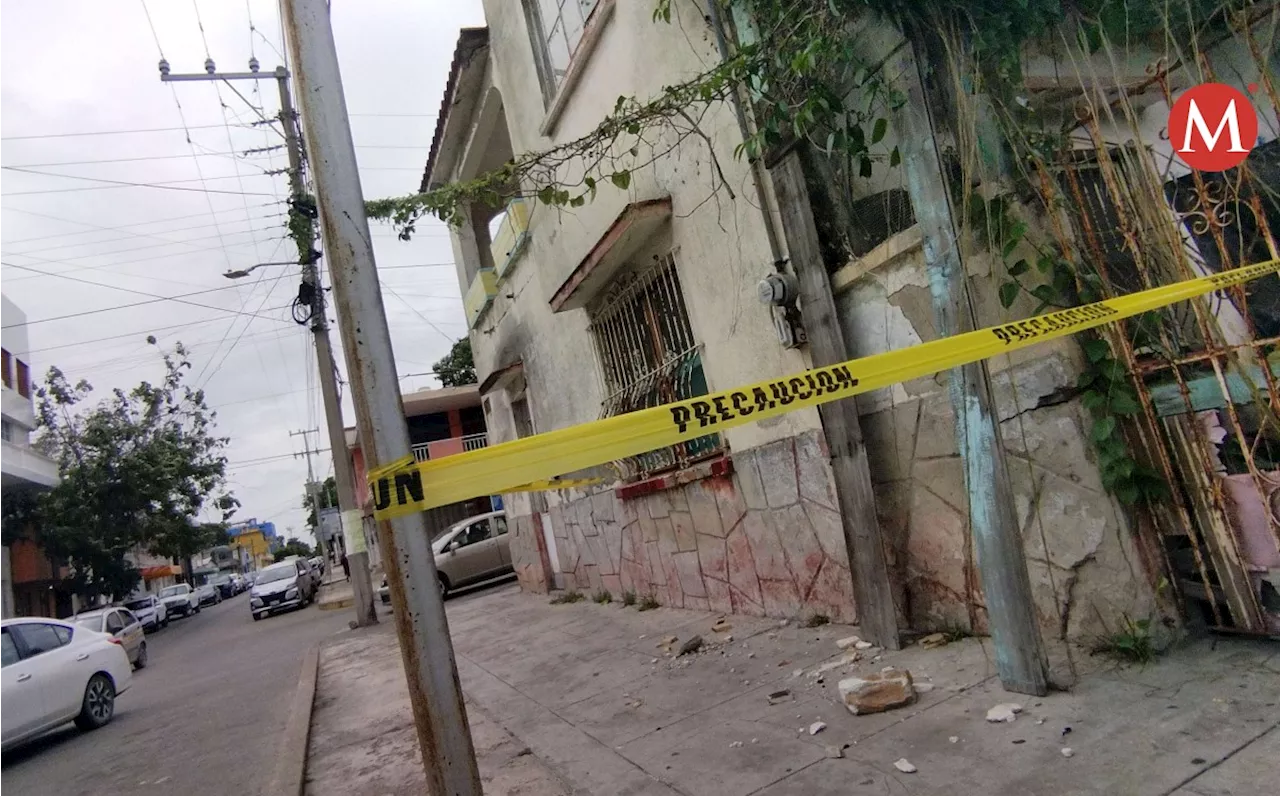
[[273, 537, 314, 562], [18, 342, 237, 600], [302, 476, 339, 528], [433, 337, 476, 387]]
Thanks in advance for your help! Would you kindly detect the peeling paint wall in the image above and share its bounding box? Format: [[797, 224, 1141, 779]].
[[535, 429, 856, 622], [836, 244, 1160, 683]]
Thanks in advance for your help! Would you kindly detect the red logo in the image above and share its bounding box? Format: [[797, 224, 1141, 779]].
[[1168, 83, 1259, 172]]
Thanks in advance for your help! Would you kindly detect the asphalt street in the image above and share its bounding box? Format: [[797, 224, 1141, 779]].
[[1, 589, 351, 795]]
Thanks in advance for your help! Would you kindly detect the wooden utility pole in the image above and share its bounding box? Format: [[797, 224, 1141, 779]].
[[889, 38, 1048, 695], [769, 145, 901, 650]]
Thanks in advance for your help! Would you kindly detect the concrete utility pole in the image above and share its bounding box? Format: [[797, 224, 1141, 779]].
[[160, 58, 378, 627], [279, 1, 482, 793], [289, 428, 327, 558], [277, 71, 378, 626]]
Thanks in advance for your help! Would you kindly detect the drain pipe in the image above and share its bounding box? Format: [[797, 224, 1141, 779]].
[[706, 1, 785, 268]]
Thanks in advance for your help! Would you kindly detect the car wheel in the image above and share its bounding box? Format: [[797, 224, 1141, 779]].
[[74, 674, 116, 731], [134, 642, 148, 670], [252, 612, 262, 621], [439, 575, 450, 599], [195, 604, 201, 614]]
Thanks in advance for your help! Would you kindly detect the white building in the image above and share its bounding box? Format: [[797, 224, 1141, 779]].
[[2, 294, 61, 618]]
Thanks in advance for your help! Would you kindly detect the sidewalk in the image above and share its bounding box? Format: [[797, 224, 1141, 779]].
[[307, 583, 1278, 795]]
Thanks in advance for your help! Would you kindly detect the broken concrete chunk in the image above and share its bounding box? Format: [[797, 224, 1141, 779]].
[[919, 632, 948, 649], [767, 689, 792, 705], [986, 703, 1023, 723], [836, 635, 862, 650], [854, 640, 874, 650], [893, 758, 917, 774], [914, 682, 935, 693], [824, 745, 844, 759], [809, 721, 827, 736], [948, 736, 959, 744], [1061, 747, 1074, 758], [678, 636, 704, 656], [838, 668, 916, 715], [711, 617, 732, 633], [729, 741, 744, 748]]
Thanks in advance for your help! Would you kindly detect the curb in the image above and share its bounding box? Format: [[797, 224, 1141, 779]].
[[263, 642, 321, 796], [317, 597, 354, 611]]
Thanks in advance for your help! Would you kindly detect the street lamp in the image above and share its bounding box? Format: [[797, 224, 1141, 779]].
[[223, 261, 297, 280]]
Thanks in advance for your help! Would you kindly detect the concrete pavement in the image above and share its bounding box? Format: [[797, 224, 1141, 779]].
[[307, 582, 1278, 795], [0, 587, 350, 795]]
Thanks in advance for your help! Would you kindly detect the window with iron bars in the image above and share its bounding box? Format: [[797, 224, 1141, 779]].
[[589, 252, 721, 478]]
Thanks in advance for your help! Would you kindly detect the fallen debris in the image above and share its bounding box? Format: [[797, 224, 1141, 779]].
[[948, 736, 959, 744], [914, 682, 935, 693], [678, 636, 704, 656], [809, 721, 827, 736], [986, 703, 1024, 723], [854, 640, 874, 650], [836, 635, 862, 650], [838, 668, 916, 715], [824, 745, 844, 759], [711, 617, 732, 633], [729, 741, 744, 749], [658, 635, 678, 652], [1061, 748, 1074, 758], [919, 632, 948, 649], [807, 651, 861, 678], [893, 758, 918, 774], [767, 689, 793, 705]]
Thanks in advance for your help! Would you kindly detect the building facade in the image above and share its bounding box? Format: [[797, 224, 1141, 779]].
[[2, 294, 63, 618], [346, 384, 495, 556], [421, 4, 857, 623]]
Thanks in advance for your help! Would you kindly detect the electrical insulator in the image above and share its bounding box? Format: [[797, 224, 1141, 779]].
[[158, 58, 170, 77], [248, 56, 260, 73], [204, 57, 216, 74]]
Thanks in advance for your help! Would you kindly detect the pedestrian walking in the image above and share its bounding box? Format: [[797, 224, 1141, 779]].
[[340, 552, 350, 581]]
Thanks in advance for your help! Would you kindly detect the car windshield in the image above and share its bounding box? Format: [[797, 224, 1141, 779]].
[[256, 567, 295, 584], [124, 598, 152, 610], [160, 586, 187, 597], [210, 574, 230, 584], [74, 615, 105, 631]]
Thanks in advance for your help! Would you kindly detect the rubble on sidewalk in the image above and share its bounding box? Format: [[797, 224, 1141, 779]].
[[894, 758, 918, 773], [918, 632, 949, 649], [838, 667, 916, 715], [986, 703, 1023, 723]]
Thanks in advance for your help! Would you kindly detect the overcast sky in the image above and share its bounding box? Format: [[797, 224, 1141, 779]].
[[1, 0, 485, 545]]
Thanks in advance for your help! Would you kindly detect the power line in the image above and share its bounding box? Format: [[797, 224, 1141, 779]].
[[0, 122, 243, 141], [1, 150, 262, 169], [1, 166, 279, 197], [0, 263, 291, 329], [11, 310, 292, 358], [382, 282, 454, 343], [3, 213, 286, 260], [0, 201, 283, 246]]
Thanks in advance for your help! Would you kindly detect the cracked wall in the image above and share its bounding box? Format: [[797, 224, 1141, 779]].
[[530, 429, 857, 623], [836, 242, 1160, 685]]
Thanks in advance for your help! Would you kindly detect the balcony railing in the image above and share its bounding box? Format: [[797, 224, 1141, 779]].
[[411, 432, 488, 463]]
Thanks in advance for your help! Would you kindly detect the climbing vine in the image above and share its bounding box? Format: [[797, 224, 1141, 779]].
[[362, 0, 1253, 507]]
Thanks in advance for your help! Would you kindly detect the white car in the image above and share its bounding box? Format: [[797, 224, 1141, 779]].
[[123, 595, 169, 632], [1, 617, 133, 751], [158, 583, 201, 618]]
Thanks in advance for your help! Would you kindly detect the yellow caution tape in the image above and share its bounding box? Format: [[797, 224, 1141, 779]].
[[369, 259, 1279, 520]]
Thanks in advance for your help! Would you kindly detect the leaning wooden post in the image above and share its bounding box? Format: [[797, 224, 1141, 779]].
[[768, 144, 902, 650], [889, 38, 1049, 694]]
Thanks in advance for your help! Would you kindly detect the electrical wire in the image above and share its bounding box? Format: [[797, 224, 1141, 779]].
[[0, 122, 241, 141], [0, 202, 283, 247], [2, 150, 259, 169], [381, 283, 455, 343], [1, 166, 279, 197]]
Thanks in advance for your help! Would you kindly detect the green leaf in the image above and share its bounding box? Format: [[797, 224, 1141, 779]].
[[1008, 258, 1030, 277], [889, 146, 901, 168], [537, 186, 555, 205], [1077, 371, 1098, 390], [610, 171, 632, 190], [1030, 284, 1057, 306], [871, 118, 887, 144], [1091, 416, 1118, 443], [1082, 390, 1107, 411], [1108, 390, 1141, 415], [859, 156, 873, 179], [1116, 481, 1141, 505], [999, 282, 1020, 309], [1083, 338, 1111, 363], [570, 195, 585, 207], [1002, 238, 1019, 258], [1036, 254, 1056, 273]]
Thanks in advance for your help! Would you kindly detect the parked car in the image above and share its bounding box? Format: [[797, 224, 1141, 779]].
[[249, 561, 312, 620], [195, 583, 222, 607], [431, 510, 510, 598], [158, 583, 200, 618], [207, 572, 235, 599], [1, 617, 133, 751], [123, 595, 169, 632], [230, 574, 247, 594], [309, 556, 326, 577], [72, 608, 148, 669]]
